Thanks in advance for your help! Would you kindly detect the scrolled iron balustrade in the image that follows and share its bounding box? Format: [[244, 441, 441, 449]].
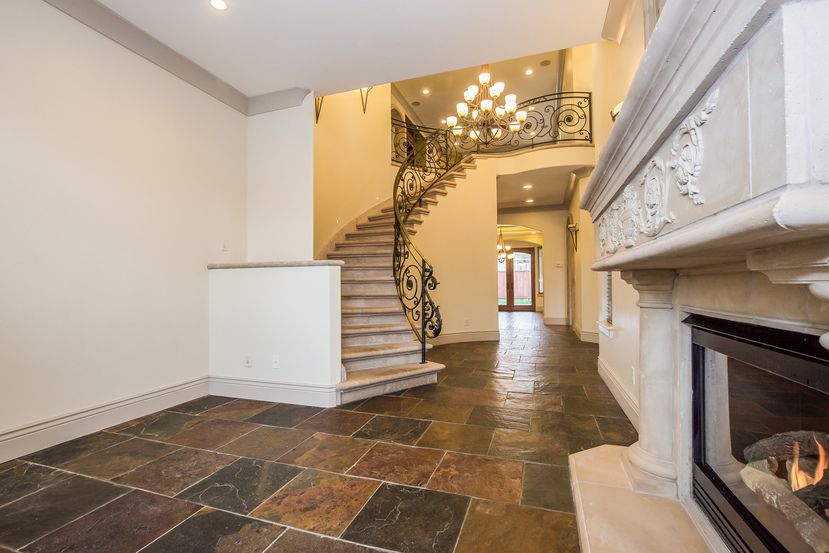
[[392, 91, 591, 163], [393, 131, 464, 361], [392, 91, 591, 363]]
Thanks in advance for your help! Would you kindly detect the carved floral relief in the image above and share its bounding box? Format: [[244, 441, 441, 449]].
[[597, 90, 718, 257]]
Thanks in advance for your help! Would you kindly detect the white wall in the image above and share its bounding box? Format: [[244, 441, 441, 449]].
[[248, 95, 315, 261], [208, 266, 341, 407], [498, 210, 570, 324], [0, 0, 247, 450]]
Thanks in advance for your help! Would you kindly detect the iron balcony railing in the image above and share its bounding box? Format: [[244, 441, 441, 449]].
[[392, 91, 592, 164], [392, 91, 592, 363]]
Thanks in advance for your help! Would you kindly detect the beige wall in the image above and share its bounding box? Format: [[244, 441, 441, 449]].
[[248, 96, 315, 261], [568, 176, 601, 341], [579, 0, 647, 410], [0, 1, 247, 436], [499, 210, 570, 324], [313, 85, 398, 256]]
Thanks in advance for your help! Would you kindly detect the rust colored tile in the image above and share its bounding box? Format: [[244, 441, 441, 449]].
[[278, 433, 373, 472], [251, 469, 379, 536], [488, 428, 569, 465], [505, 391, 563, 412], [200, 399, 275, 421], [466, 406, 533, 431], [408, 401, 474, 424], [596, 416, 638, 445], [352, 415, 431, 445], [60, 439, 179, 480], [454, 499, 579, 553], [118, 411, 198, 441], [24, 490, 198, 553], [141, 508, 284, 553], [114, 447, 236, 495], [427, 452, 523, 503], [440, 375, 488, 389], [354, 396, 421, 416], [348, 443, 444, 486], [296, 409, 374, 436], [165, 418, 258, 450], [219, 426, 314, 461], [416, 422, 493, 455]]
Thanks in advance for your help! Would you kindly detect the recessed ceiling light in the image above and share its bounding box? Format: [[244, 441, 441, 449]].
[[422, 88, 430, 95], [525, 199, 534, 203], [210, 0, 228, 10], [412, 101, 421, 106], [522, 184, 533, 189], [539, 59, 551, 67], [525, 69, 534, 76]]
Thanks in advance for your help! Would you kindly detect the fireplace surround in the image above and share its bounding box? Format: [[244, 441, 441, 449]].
[[688, 315, 829, 552], [573, 0, 829, 551]]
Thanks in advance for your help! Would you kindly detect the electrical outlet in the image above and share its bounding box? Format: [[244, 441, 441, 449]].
[[272, 354, 281, 369], [243, 355, 253, 369], [631, 365, 637, 387], [219, 239, 230, 252]]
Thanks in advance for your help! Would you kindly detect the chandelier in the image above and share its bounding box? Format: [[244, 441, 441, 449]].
[[445, 65, 528, 146], [497, 228, 513, 262]]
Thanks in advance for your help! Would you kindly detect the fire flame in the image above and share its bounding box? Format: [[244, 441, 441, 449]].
[[789, 434, 827, 492]]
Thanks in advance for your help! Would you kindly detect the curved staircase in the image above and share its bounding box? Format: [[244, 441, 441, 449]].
[[328, 161, 476, 403]]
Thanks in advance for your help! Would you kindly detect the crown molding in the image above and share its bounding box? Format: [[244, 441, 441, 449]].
[[42, 0, 310, 115]]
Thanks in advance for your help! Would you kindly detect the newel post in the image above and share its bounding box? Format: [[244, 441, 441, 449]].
[[621, 269, 678, 496]]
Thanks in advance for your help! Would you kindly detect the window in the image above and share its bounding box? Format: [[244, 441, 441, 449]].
[[602, 272, 613, 325], [537, 247, 544, 295]]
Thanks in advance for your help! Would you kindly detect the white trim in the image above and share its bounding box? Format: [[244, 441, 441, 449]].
[[574, 322, 600, 343], [597, 356, 639, 427], [543, 317, 569, 326], [208, 376, 337, 408], [428, 330, 500, 345], [597, 321, 616, 338], [0, 376, 209, 463]]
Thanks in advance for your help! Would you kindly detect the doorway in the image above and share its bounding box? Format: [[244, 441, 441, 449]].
[[498, 248, 536, 311]]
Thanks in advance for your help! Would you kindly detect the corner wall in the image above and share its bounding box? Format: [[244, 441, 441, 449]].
[[0, 0, 247, 455]]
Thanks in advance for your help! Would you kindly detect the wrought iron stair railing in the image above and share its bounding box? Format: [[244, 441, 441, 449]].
[[392, 91, 592, 363]]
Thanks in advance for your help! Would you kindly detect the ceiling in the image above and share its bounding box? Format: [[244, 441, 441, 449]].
[[395, 51, 563, 128], [97, 0, 611, 97], [497, 166, 580, 209]]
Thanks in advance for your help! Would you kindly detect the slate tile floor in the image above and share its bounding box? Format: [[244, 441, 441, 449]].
[[0, 313, 637, 553]]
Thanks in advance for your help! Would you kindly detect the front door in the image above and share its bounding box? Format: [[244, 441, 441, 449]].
[[498, 248, 536, 312]]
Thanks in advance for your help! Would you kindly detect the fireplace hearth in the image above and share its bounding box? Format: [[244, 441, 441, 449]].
[[688, 315, 829, 553]]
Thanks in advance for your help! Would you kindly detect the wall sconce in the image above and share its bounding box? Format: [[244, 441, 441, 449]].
[[314, 96, 324, 124], [567, 214, 579, 252], [360, 86, 373, 114], [610, 101, 624, 122]]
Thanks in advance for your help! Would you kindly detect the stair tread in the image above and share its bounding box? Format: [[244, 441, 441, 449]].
[[341, 277, 395, 283], [342, 323, 412, 335], [342, 341, 432, 359], [341, 292, 398, 298], [342, 306, 403, 315], [338, 361, 445, 390]]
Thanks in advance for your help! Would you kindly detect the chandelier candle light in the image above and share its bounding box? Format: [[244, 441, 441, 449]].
[[446, 65, 528, 146], [497, 228, 513, 262]]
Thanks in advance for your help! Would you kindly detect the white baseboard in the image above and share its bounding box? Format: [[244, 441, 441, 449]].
[[579, 330, 599, 343], [543, 317, 568, 326], [0, 377, 209, 463], [428, 330, 500, 345], [597, 357, 639, 428], [209, 376, 337, 408]]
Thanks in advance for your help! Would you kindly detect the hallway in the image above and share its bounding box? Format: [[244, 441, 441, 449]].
[[0, 313, 636, 553]]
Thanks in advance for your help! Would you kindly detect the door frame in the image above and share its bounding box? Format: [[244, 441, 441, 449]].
[[499, 248, 536, 312]]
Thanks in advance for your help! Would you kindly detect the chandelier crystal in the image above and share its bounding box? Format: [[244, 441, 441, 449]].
[[497, 228, 513, 262], [446, 65, 528, 146]]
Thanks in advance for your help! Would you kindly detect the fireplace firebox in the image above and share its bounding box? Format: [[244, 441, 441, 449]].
[[687, 315, 829, 553]]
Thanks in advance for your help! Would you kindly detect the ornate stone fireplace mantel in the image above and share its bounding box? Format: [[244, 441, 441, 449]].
[[571, 0, 829, 551]]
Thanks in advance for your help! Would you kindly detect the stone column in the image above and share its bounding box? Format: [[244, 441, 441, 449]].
[[621, 269, 678, 496]]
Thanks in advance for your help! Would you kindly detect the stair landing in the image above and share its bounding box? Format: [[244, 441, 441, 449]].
[[337, 361, 444, 404]]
